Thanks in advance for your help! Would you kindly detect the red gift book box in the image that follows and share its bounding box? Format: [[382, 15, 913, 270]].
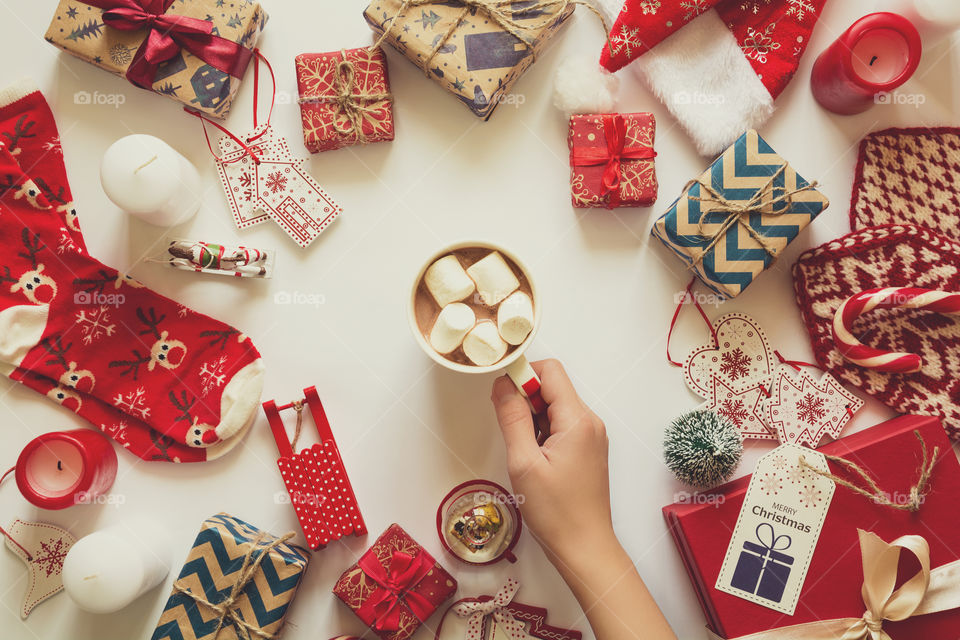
[[663, 415, 960, 638]]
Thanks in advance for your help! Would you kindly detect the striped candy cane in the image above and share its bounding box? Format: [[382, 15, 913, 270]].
[[832, 287, 960, 373]]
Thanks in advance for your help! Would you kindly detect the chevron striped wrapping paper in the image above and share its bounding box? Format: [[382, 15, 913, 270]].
[[151, 513, 309, 640], [652, 130, 829, 299], [333, 523, 457, 640]]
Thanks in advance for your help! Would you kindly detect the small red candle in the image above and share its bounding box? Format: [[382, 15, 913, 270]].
[[811, 12, 922, 115], [15, 430, 117, 510]]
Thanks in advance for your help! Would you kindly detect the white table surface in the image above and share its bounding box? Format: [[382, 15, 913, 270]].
[[1, 1, 958, 639]]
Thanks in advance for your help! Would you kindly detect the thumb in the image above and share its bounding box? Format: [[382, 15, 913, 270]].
[[491, 375, 541, 471]]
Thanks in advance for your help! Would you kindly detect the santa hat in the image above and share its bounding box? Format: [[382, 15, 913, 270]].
[[596, 0, 828, 155]]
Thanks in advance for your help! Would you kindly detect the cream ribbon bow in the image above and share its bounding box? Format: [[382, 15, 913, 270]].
[[452, 578, 526, 640], [706, 529, 960, 640]]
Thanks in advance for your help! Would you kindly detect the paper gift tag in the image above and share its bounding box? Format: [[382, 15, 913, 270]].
[[715, 444, 835, 615], [684, 314, 775, 398], [763, 366, 864, 447]]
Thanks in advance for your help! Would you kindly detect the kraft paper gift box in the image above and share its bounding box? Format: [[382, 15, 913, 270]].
[[363, 0, 574, 119], [651, 129, 828, 299], [44, 0, 268, 118], [334, 523, 457, 640], [662, 415, 960, 639], [151, 513, 308, 640]]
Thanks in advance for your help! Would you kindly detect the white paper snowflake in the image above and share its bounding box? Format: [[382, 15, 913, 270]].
[[199, 355, 229, 397], [113, 387, 151, 420], [74, 306, 116, 345]]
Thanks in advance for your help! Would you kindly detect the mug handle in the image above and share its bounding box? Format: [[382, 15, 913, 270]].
[[504, 355, 547, 414]]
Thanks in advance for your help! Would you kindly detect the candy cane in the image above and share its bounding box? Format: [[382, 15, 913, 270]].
[[832, 287, 960, 373]]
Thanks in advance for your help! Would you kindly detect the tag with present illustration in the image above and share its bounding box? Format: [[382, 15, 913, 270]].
[[4, 519, 76, 618], [763, 365, 864, 447], [715, 444, 835, 615]]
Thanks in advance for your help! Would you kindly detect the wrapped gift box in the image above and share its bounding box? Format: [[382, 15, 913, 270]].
[[651, 129, 828, 299], [568, 113, 657, 208], [151, 513, 309, 640], [44, 0, 268, 118], [663, 415, 960, 639], [295, 48, 395, 153], [334, 523, 457, 640], [362, 0, 573, 119]]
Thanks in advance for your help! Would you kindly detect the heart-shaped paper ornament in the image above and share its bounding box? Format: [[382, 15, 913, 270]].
[[4, 519, 76, 618], [762, 365, 864, 447], [705, 376, 776, 441], [684, 313, 775, 398]]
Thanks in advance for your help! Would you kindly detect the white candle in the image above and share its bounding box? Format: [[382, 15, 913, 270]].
[[907, 0, 960, 42], [100, 134, 201, 227], [62, 518, 172, 613]]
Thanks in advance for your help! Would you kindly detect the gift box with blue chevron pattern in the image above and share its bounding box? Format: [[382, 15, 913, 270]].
[[652, 130, 829, 299], [151, 513, 309, 640]]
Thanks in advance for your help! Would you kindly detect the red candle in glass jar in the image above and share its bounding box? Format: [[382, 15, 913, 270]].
[[15, 430, 117, 510], [811, 12, 922, 115]]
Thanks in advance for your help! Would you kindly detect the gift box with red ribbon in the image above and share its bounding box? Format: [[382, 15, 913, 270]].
[[567, 113, 658, 209], [44, 0, 268, 118], [295, 48, 394, 153], [333, 523, 457, 640], [663, 415, 960, 639]]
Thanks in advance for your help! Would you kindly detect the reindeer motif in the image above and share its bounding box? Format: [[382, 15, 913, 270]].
[[169, 390, 217, 447], [2, 115, 37, 156], [109, 308, 187, 379], [34, 178, 78, 230], [1, 229, 57, 304], [47, 385, 81, 411], [38, 336, 96, 392]]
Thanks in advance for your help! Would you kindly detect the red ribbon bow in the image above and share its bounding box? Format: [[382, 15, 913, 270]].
[[357, 548, 437, 632], [79, 0, 253, 90], [569, 114, 657, 209]]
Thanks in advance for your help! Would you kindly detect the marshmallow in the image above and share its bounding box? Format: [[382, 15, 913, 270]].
[[497, 291, 535, 345], [466, 252, 520, 306], [424, 255, 475, 307], [462, 321, 509, 366], [429, 303, 476, 354]]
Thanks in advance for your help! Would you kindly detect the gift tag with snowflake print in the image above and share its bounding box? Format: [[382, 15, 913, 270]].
[[715, 444, 834, 615], [4, 519, 76, 618], [705, 376, 777, 441], [684, 313, 775, 398], [762, 365, 864, 447]]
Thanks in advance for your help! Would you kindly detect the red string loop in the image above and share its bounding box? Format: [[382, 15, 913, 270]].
[[251, 49, 276, 134], [666, 278, 718, 367]]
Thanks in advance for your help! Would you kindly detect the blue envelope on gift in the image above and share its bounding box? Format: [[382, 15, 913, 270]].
[[730, 523, 794, 603]]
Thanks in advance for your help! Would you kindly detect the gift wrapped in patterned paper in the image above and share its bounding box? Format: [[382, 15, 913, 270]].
[[363, 0, 575, 119], [651, 129, 829, 299], [295, 47, 395, 153], [151, 513, 308, 640], [44, 0, 268, 118]]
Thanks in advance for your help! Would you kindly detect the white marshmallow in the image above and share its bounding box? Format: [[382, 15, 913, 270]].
[[424, 255, 475, 307], [497, 292, 534, 345], [429, 303, 476, 354], [466, 252, 520, 306], [462, 321, 509, 366]]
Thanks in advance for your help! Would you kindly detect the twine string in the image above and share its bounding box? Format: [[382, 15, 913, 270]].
[[798, 431, 939, 513], [172, 531, 296, 640], [290, 400, 304, 451]]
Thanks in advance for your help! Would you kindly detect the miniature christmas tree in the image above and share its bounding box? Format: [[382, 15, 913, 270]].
[[664, 408, 743, 488]]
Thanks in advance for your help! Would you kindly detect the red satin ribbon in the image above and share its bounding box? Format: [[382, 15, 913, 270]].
[[357, 549, 437, 632], [569, 114, 656, 209], [79, 0, 254, 89]]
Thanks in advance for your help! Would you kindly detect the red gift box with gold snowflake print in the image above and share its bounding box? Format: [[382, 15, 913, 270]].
[[333, 523, 457, 640], [567, 113, 658, 209], [295, 48, 394, 153]]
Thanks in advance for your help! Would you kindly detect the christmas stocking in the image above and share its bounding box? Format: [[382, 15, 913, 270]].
[[597, 0, 828, 155], [0, 80, 265, 462]]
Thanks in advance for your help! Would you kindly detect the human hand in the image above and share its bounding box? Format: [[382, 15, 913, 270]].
[[491, 359, 616, 564]]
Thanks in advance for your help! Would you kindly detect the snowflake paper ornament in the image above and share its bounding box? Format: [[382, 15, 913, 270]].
[[762, 365, 864, 447], [4, 520, 76, 618], [705, 376, 775, 441], [684, 313, 775, 398]]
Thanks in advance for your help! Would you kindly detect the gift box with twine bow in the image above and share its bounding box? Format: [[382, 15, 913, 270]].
[[652, 129, 829, 299], [151, 513, 308, 640]]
